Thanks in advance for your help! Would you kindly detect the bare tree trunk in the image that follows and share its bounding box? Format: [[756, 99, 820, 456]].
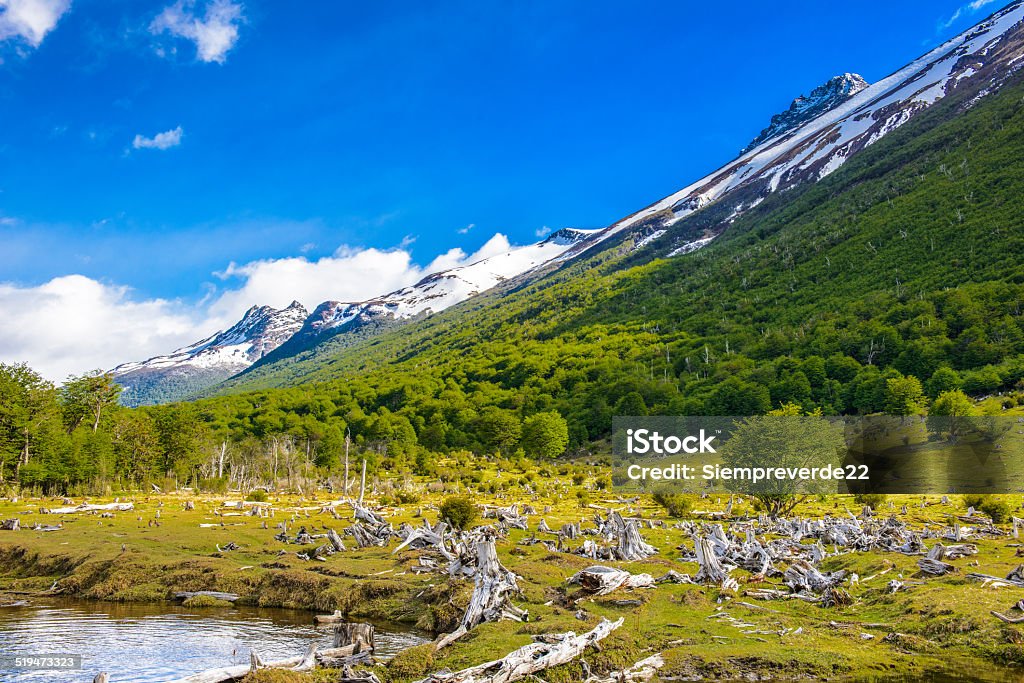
[[344, 432, 350, 496], [358, 459, 366, 505]]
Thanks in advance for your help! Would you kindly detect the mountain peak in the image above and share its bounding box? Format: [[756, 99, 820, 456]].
[[741, 73, 869, 155], [112, 300, 309, 405]]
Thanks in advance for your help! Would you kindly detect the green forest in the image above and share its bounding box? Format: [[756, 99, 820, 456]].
[[2, 76, 1024, 496]]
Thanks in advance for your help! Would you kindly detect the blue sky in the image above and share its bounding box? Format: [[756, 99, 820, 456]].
[[0, 0, 1007, 378]]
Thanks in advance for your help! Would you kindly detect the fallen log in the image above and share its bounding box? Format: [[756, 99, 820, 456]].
[[584, 654, 664, 683], [415, 618, 623, 683], [172, 591, 240, 603], [568, 566, 656, 596], [164, 644, 317, 683], [315, 610, 344, 625], [42, 502, 134, 515], [991, 610, 1024, 624], [917, 557, 957, 576], [1, 519, 19, 531]]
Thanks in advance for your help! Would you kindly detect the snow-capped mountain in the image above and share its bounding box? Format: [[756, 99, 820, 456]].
[[557, 1, 1024, 261], [741, 73, 869, 154], [254, 228, 600, 365], [112, 301, 308, 405]]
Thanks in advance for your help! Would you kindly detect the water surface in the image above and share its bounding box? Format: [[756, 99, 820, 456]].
[[0, 598, 427, 682]]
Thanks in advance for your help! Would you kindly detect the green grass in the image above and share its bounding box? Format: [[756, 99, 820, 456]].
[[2, 482, 1023, 681]]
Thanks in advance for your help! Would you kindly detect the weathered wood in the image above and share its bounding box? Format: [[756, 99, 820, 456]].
[[172, 591, 240, 603], [992, 609, 1024, 624], [585, 654, 664, 683], [693, 535, 737, 590], [1, 519, 19, 531], [437, 534, 526, 650], [43, 502, 133, 515], [333, 622, 375, 653], [415, 618, 623, 683], [315, 609, 345, 624], [327, 528, 346, 552], [568, 566, 655, 596], [164, 650, 310, 683]]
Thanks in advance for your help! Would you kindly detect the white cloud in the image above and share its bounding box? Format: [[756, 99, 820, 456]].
[[132, 126, 183, 150], [941, 0, 997, 29], [0, 233, 517, 382], [0, 275, 202, 381], [535, 225, 551, 238], [0, 0, 71, 47], [209, 233, 512, 323], [457, 223, 475, 235], [150, 0, 243, 64]]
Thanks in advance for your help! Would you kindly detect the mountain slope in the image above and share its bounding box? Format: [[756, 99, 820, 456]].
[[549, 1, 1024, 265], [741, 73, 869, 155], [246, 228, 599, 371], [113, 301, 308, 406], [206, 28, 1024, 431], [210, 1, 1024, 398]]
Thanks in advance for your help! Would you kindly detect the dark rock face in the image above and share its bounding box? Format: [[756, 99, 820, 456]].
[[742, 73, 870, 155]]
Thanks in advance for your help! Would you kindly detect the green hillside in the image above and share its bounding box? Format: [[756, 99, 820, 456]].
[[197, 75, 1024, 441]]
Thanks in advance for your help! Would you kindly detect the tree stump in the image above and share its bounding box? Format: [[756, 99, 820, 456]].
[[1, 519, 19, 531], [333, 622, 375, 653]]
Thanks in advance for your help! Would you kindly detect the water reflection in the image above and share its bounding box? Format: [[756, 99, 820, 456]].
[[0, 598, 427, 682]]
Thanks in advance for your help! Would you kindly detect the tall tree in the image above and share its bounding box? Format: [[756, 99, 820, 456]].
[[60, 371, 123, 433]]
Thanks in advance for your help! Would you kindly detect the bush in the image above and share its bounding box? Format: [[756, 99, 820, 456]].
[[249, 490, 269, 502], [853, 493, 888, 509], [963, 493, 987, 510], [395, 489, 421, 505], [980, 497, 1016, 524], [439, 496, 477, 530], [652, 490, 692, 518]]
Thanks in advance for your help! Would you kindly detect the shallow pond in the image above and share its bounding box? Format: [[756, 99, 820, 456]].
[[0, 598, 428, 682]]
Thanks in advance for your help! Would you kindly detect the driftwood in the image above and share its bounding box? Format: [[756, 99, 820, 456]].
[[783, 560, 846, 594], [415, 618, 623, 683], [483, 504, 529, 530], [43, 502, 134, 514], [315, 610, 344, 624], [165, 644, 318, 683], [437, 534, 526, 649], [991, 610, 1024, 626], [568, 566, 656, 596], [693, 535, 737, 591], [172, 591, 240, 603], [608, 512, 656, 561], [333, 622, 375, 652], [327, 528, 346, 552], [1, 519, 19, 531], [584, 654, 664, 683]]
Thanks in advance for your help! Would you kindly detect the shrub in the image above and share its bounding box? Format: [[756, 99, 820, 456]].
[[979, 497, 1016, 524], [963, 493, 987, 510], [439, 496, 477, 530], [249, 490, 269, 502], [652, 490, 692, 518], [853, 493, 888, 509], [395, 489, 421, 505]]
